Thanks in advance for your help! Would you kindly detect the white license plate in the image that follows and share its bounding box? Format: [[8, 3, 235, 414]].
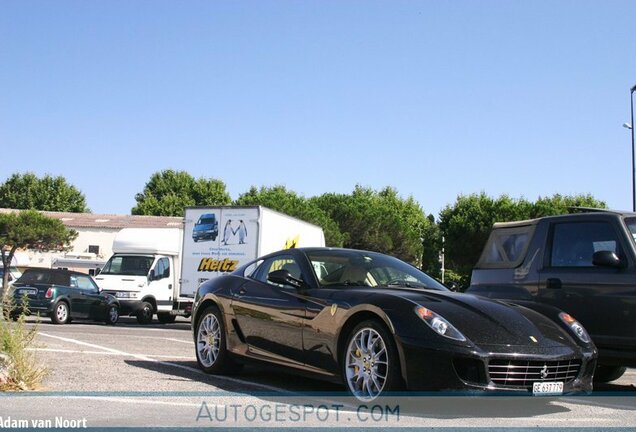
[[19, 288, 37, 296], [532, 381, 563, 395]]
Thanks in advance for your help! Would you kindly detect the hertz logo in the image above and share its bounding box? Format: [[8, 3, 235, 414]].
[[198, 258, 239, 272]]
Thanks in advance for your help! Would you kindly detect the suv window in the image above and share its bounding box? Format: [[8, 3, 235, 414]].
[[477, 225, 534, 268], [549, 222, 621, 267]]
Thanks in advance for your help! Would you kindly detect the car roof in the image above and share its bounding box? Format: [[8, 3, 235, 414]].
[[492, 209, 636, 228], [22, 267, 93, 278]]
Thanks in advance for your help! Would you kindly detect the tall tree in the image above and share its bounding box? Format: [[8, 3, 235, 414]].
[[235, 185, 345, 247], [132, 170, 231, 216], [0, 173, 89, 213], [312, 186, 434, 266], [0, 210, 77, 299]]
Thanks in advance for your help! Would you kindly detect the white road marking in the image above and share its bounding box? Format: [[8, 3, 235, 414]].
[[27, 347, 194, 360], [38, 332, 289, 393]]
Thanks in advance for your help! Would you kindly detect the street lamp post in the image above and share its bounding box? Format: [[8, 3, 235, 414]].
[[625, 85, 636, 212], [632, 84, 636, 212]]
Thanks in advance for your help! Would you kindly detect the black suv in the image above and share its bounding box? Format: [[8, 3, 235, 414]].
[[10, 268, 120, 325], [468, 210, 636, 383]]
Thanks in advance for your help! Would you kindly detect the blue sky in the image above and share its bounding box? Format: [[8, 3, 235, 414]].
[[2, 1, 635, 217]]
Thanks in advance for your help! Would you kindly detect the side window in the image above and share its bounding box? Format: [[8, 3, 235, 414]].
[[154, 258, 170, 279], [477, 226, 534, 268], [254, 255, 302, 286], [77, 276, 98, 292], [550, 222, 620, 267], [244, 260, 263, 279], [69, 276, 78, 288]]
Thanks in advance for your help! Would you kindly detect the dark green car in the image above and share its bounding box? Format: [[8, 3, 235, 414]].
[[11, 268, 120, 325]]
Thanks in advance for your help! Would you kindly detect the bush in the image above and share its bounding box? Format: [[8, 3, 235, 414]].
[[0, 296, 47, 391]]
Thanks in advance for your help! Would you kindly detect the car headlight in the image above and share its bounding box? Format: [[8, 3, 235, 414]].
[[415, 306, 466, 341], [559, 312, 591, 343]]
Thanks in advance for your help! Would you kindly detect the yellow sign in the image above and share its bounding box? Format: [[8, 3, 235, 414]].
[[198, 258, 239, 273], [284, 235, 300, 249]]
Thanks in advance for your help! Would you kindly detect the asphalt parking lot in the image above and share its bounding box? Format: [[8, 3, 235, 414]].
[[2, 316, 636, 428]]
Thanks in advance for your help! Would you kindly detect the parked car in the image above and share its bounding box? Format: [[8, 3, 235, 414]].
[[192, 247, 597, 401], [11, 268, 120, 325], [468, 209, 636, 383]]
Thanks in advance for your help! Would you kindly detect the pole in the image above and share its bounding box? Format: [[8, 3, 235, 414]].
[[632, 84, 636, 211]]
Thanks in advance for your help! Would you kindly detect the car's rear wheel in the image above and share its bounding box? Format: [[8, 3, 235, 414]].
[[157, 313, 176, 324], [51, 301, 70, 325], [195, 305, 241, 374], [594, 364, 627, 383], [136, 301, 154, 324], [105, 305, 119, 325], [343, 320, 401, 401]]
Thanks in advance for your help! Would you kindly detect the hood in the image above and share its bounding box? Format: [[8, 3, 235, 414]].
[[94, 274, 146, 292], [368, 288, 577, 349]]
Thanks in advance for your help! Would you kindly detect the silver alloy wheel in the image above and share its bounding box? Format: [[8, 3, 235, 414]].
[[56, 303, 68, 323], [197, 312, 221, 368], [345, 327, 389, 401], [109, 306, 119, 323]]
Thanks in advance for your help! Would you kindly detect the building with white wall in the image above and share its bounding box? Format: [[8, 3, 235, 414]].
[[0, 209, 182, 274]]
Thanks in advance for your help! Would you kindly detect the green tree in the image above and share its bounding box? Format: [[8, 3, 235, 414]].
[[312, 186, 434, 266], [235, 186, 345, 247], [531, 194, 606, 218], [132, 170, 231, 216], [0, 173, 89, 213], [0, 210, 77, 300]]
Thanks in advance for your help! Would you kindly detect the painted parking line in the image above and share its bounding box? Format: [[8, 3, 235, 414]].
[[27, 347, 194, 360], [38, 332, 289, 393]]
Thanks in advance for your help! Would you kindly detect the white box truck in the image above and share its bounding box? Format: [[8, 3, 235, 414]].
[[95, 206, 325, 324]]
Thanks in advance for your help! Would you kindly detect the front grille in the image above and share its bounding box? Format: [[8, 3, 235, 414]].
[[488, 359, 581, 389]]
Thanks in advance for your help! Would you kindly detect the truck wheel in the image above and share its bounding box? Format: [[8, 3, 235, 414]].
[[157, 313, 176, 324], [195, 305, 241, 374], [136, 302, 154, 324], [594, 365, 627, 383], [51, 301, 70, 325]]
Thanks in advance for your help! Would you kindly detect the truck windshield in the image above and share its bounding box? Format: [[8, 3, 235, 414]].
[[100, 255, 154, 276], [625, 218, 636, 245]]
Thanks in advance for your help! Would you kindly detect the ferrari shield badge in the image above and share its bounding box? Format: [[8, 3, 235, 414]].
[[330, 304, 338, 316]]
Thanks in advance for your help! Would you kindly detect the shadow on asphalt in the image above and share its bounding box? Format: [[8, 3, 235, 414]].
[[122, 360, 581, 419]]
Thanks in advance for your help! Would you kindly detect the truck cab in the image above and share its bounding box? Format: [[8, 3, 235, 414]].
[[94, 228, 183, 324], [468, 210, 636, 382]]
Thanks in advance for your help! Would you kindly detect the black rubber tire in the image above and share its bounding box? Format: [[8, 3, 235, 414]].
[[157, 313, 177, 324], [195, 305, 242, 374], [594, 364, 627, 383], [342, 319, 403, 401], [51, 301, 70, 325], [105, 305, 119, 325], [136, 301, 154, 324]]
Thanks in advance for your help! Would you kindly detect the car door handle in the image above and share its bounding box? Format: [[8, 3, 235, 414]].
[[546, 278, 562, 289], [238, 287, 247, 296]]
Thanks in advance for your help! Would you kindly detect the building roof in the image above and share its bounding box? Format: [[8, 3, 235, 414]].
[[0, 208, 183, 230]]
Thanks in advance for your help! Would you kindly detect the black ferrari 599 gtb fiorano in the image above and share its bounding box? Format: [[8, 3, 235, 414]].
[[192, 248, 596, 401]]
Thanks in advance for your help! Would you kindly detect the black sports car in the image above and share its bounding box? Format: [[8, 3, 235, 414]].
[[192, 248, 597, 400]]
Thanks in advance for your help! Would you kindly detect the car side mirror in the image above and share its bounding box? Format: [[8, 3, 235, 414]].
[[148, 272, 155, 282], [268, 269, 303, 289], [592, 250, 622, 268], [94, 268, 101, 276]]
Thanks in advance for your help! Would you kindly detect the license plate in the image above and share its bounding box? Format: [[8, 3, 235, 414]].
[[19, 288, 38, 296], [533, 381, 563, 395]]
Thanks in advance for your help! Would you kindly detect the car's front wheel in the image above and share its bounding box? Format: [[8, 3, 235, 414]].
[[136, 302, 154, 324], [594, 364, 627, 383], [195, 305, 241, 374], [105, 305, 119, 325], [343, 320, 402, 401], [51, 301, 70, 325]]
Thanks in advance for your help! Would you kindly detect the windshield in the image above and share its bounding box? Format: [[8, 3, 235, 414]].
[[100, 255, 154, 276], [197, 216, 216, 225], [307, 249, 448, 291]]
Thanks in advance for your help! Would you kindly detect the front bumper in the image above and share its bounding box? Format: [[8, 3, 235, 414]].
[[397, 336, 596, 394]]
